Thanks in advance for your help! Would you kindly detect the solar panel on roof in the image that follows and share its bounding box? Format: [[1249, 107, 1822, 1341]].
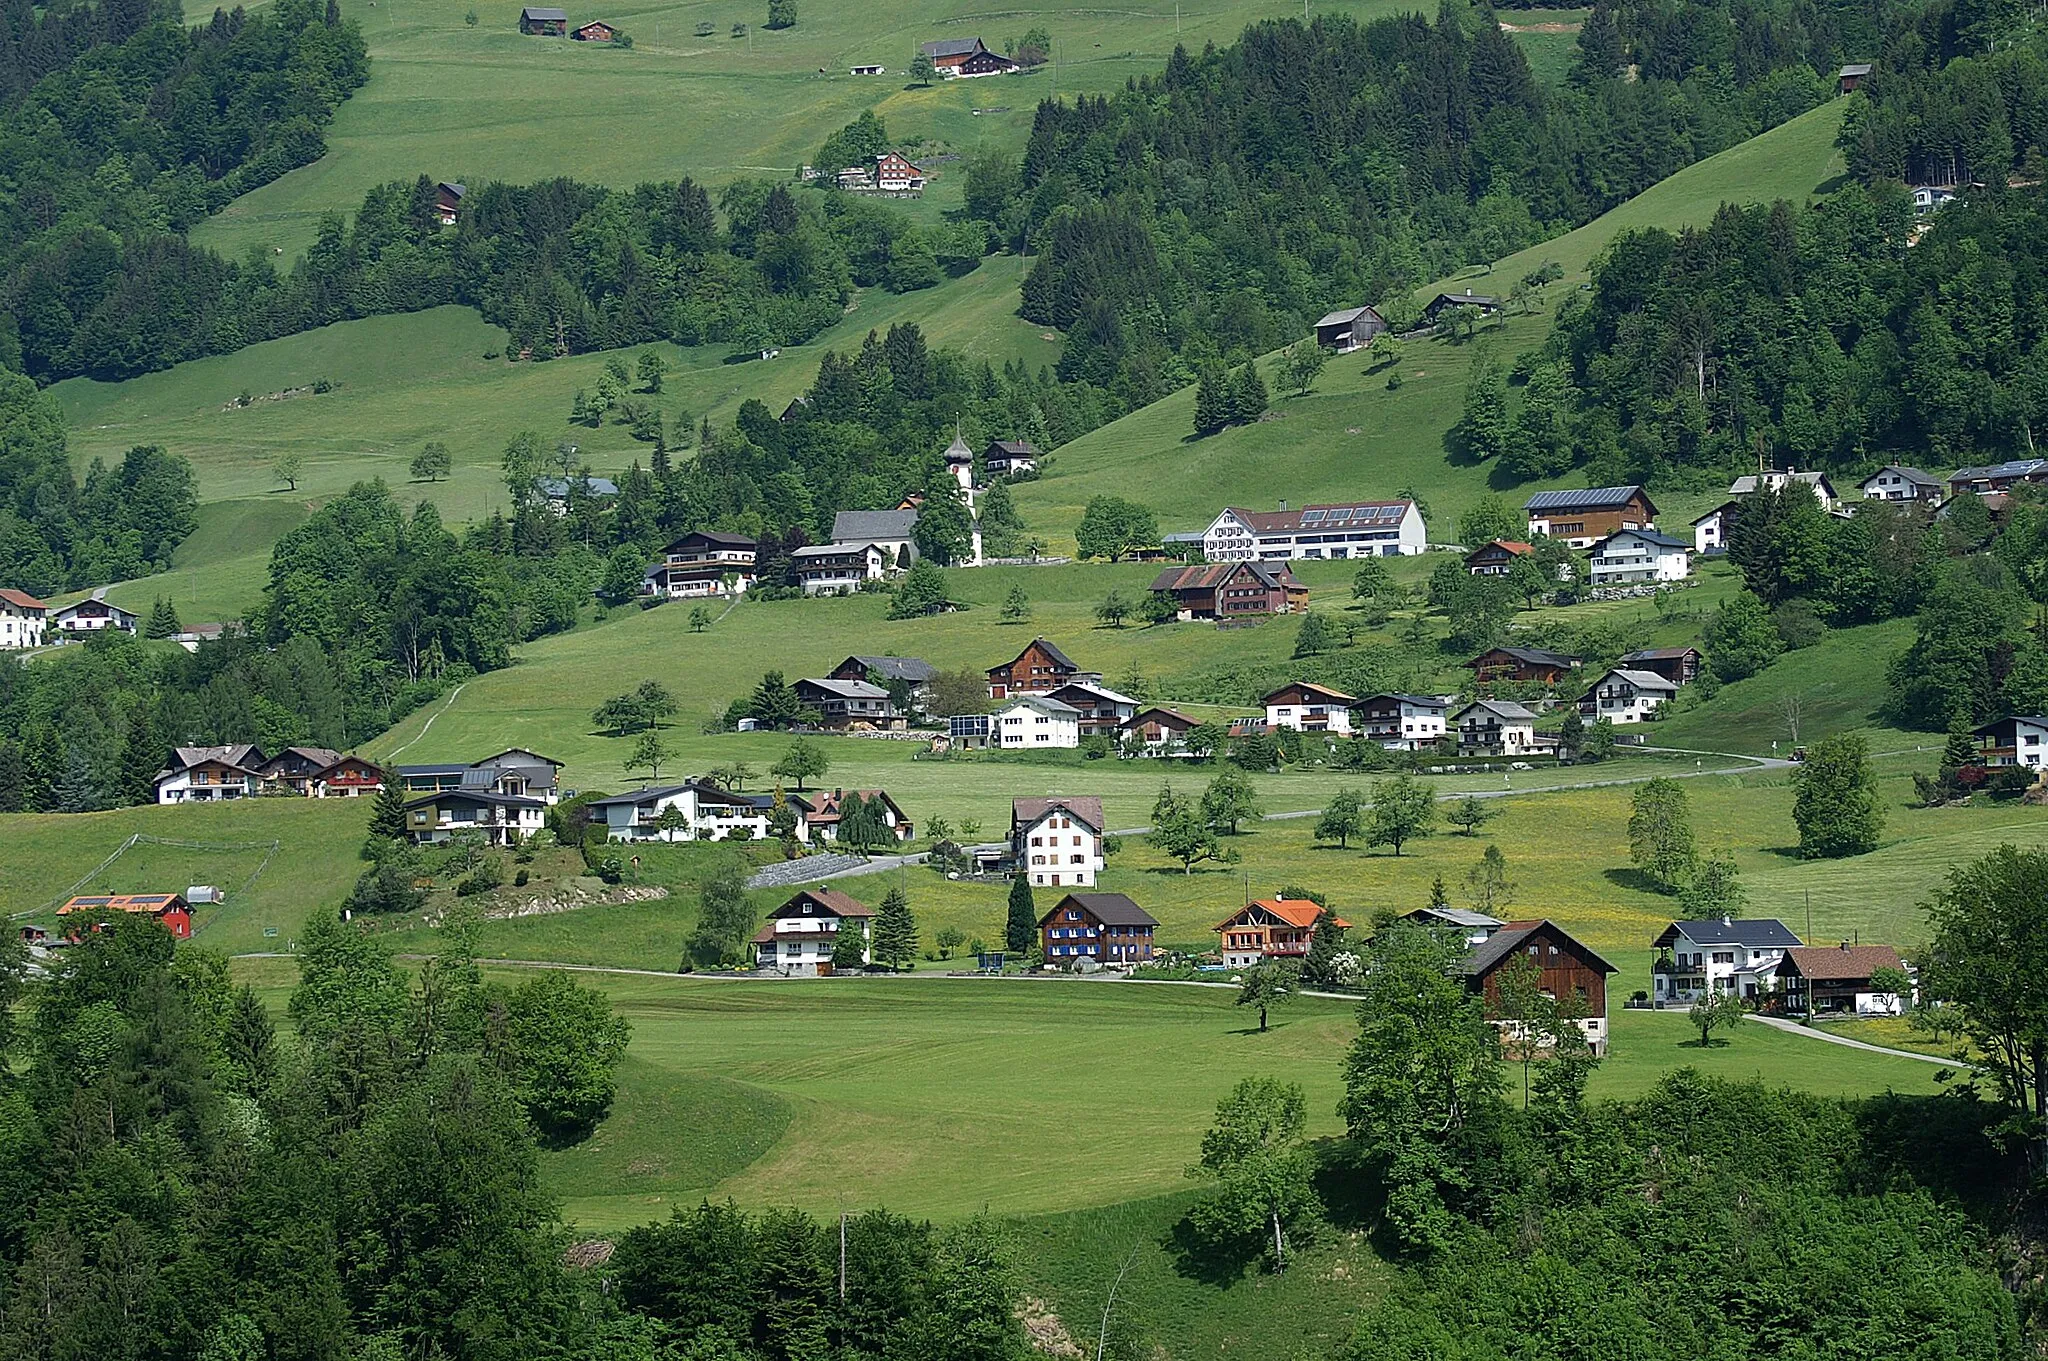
[[1300, 510, 1325, 522]]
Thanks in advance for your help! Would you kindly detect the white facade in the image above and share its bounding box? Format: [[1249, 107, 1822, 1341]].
[[0, 591, 46, 649], [1728, 470, 1837, 511], [793, 543, 888, 594], [590, 783, 791, 842], [1201, 501, 1426, 564], [407, 795, 547, 846], [53, 596, 139, 634], [1976, 716, 2048, 770], [1016, 808, 1102, 888], [1354, 694, 1449, 750], [1452, 701, 1540, 756], [156, 763, 258, 803], [1587, 530, 1691, 584], [754, 900, 870, 977], [992, 696, 1081, 749], [1859, 466, 1940, 501], [1654, 920, 1800, 1004], [1692, 506, 1730, 554], [1580, 668, 1676, 724], [1264, 685, 1356, 736]]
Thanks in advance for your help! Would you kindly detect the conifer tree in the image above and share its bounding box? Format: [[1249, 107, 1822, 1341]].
[[873, 888, 918, 970], [1229, 362, 1268, 423], [1300, 907, 1348, 985], [1005, 873, 1036, 954], [23, 725, 62, 812], [145, 596, 180, 639], [119, 705, 159, 806], [1193, 365, 1229, 435], [367, 770, 409, 846]]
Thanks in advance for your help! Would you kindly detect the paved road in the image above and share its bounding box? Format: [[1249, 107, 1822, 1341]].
[[1745, 1012, 1964, 1067]]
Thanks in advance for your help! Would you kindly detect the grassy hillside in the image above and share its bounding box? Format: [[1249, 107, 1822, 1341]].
[[1012, 98, 1852, 552], [195, 0, 1421, 264]]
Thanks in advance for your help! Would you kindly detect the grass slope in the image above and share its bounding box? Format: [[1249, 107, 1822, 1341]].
[[195, 0, 1418, 264], [1014, 98, 1851, 551]]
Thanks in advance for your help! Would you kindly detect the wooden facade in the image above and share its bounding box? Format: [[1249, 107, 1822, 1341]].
[[519, 6, 567, 34], [1465, 645, 1580, 685], [313, 756, 384, 797], [1465, 919, 1617, 1052], [1464, 540, 1532, 576], [572, 19, 616, 40], [986, 637, 1081, 698], [1039, 893, 1158, 965]]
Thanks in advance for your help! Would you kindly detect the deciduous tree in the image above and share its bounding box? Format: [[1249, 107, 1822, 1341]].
[[1186, 1076, 1317, 1274], [1794, 732, 1884, 858], [1367, 774, 1436, 855], [1628, 777, 1696, 891]]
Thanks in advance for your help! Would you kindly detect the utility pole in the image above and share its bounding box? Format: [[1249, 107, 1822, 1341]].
[[839, 1212, 848, 1301]]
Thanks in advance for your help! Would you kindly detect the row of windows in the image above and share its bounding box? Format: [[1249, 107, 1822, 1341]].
[[1029, 855, 1090, 865]]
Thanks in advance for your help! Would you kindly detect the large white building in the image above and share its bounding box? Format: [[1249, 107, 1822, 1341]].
[[1586, 528, 1692, 585], [1652, 917, 1801, 1005], [0, 589, 47, 649], [991, 694, 1082, 749], [1451, 700, 1542, 756], [792, 542, 888, 594], [1010, 796, 1106, 889], [53, 593, 139, 634], [584, 779, 801, 842], [1262, 682, 1357, 736], [1858, 465, 1942, 503], [1200, 501, 1426, 563], [155, 745, 265, 803]]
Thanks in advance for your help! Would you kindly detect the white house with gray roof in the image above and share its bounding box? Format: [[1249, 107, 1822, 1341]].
[[831, 509, 920, 566], [1586, 528, 1692, 584], [1579, 667, 1677, 724], [1652, 917, 1802, 1004], [991, 694, 1081, 749], [1451, 699, 1542, 756]]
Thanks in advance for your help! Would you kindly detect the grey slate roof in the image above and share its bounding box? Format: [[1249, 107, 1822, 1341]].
[[798, 677, 890, 700], [1043, 893, 1158, 928], [1407, 906, 1504, 929], [832, 509, 919, 543], [1472, 645, 1580, 668], [845, 655, 938, 683], [1315, 306, 1377, 327], [537, 476, 618, 498], [1524, 485, 1652, 513], [1860, 465, 1939, 488], [1654, 918, 1802, 949], [1454, 699, 1537, 722], [1467, 920, 1619, 977], [522, 6, 567, 18], [1594, 528, 1691, 550], [920, 37, 987, 57], [1598, 668, 1679, 692]]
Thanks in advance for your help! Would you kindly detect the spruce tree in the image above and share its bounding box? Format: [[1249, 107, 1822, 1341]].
[[1005, 873, 1036, 954], [0, 741, 23, 813], [1941, 713, 1979, 772], [53, 747, 103, 813], [1193, 365, 1228, 436], [1301, 907, 1348, 986], [367, 770, 409, 846], [145, 597, 180, 639], [874, 887, 918, 970], [119, 705, 159, 806], [23, 725, 62, 812], [1229, 362, 1269, 424]]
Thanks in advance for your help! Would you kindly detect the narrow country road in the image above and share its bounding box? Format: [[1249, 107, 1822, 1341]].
[[1744, 1012, 1964, 1067]]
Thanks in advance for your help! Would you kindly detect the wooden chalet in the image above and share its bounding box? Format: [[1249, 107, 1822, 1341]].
[[1040, 893, 1158, 966], [873, 151, 925, 193], [1122, 706, 1201, 751], [987, 637, 1083, 699], [257, 746, 344, 795], [1465, 540, 1532, 576], [1837, 62, 1872, 92], [434, 181, 464, 226], [1522, 486, 1659, 548], [571, 19, 617, 40], [57, 893, 193, 941], [919, 36, 1017, 76], [982, 439, 1038, 475], [311, 755, 384, 798], [519, 5, 567, 34], [1148, 560, 1305, 621], [1463, 919, 1618, 1054], [1773, 943, 1910, 1016], [1617, 646, 1701, 686], [1215, 897, 1346, 969], [1465, 645, 1580, 685]]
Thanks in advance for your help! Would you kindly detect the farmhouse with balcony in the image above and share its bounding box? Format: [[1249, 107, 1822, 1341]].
[[311, 755, 385, 797], [256, 746, 344, 795], [918, 36, 1018, 75], [1148, 561, 1305, 620], [1973, 715, 2048, 770], [794, 677, 901, 730], [1651, 917, 1802, 1004], [1040, 893, 1158, 967], [1423, 288, 1502, 322], [1586, 528, 1691, 585], [1465, 540, 1532, 576], [1578, 667, 1678, 724], [1773, 944, 1912, 1017], [403, 790, 546, 846], [1044, 681, 1139, 739], [1464, 920, 1618, 1055], [435, 181, 464, 225], [53, 593, 139, 634], [397, 749, 563, 804], [983, 439, 1038, 475], [987, 637, 1085, 698], [1121, 706, 1202, 752], [752, 889, 873, 976], [1465, 645, 1580, 685], [1354, 693, 1450, 750], [585, 780, 806, 843], [1451, 699, 1543, 756], [792, 542, 888, 594], [1617, 646, 1701, 686], [1948, 459, 2048, 496], [645, 530, 758, 597], [1263, 682, 1356, 735], [156, 745, 265, 803], [1858, 466, 1942, 502], [1214, 897, 1347, 969], [1523, 486, 1658, 548]]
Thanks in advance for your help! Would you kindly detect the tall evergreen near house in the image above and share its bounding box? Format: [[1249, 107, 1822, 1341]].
[[52, 746, 102, 813], [366, 770, 409, 845], [22, 725, 61, 812], [120, 705, 160, 806], [1005, 874, 1035, 954], [873, 888, 918, 970], [145, 597, 181, 639]]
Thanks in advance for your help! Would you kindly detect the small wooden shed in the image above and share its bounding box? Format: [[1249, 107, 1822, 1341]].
[[519, 6, 567, 35]]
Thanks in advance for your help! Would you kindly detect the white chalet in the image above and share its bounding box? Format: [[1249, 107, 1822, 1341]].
[[1200, 501, 1426, 563], [644, 530, 757, 597], [584, 780, 804, 842], [1451, 699, 1541, 756], [991, 694, 1081, 749], [156, 744, 265, 803], [1353, 693, 1450, 750], [751, 888, 872, 976], [0, 589, 47, 649], [792, 542, 888, 594], [53, 593, 139, 634], [1579, 667, 1678, 724], [1586, 528, 1691, 585], [1691, 502, 1736, 555], [1858, 465, 1943, 502], [1973, 715, 2048, 771], [1728, 469, 1838, 511], [1653, 917, 1802, 1004], [1262, 682, 1356, 736], [1011, 795, 1106, 889]]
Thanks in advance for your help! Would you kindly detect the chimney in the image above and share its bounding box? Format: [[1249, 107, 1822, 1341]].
[[1839, 940, 1851, 951], [1278, 499, 1287, 511], [1720, 914, 1732, 926]]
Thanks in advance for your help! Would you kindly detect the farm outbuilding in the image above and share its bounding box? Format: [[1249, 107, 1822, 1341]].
[[519, 6, 567, 35]]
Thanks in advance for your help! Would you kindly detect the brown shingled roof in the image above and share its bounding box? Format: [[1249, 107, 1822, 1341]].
[[1777, 944, 1904, 980]]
